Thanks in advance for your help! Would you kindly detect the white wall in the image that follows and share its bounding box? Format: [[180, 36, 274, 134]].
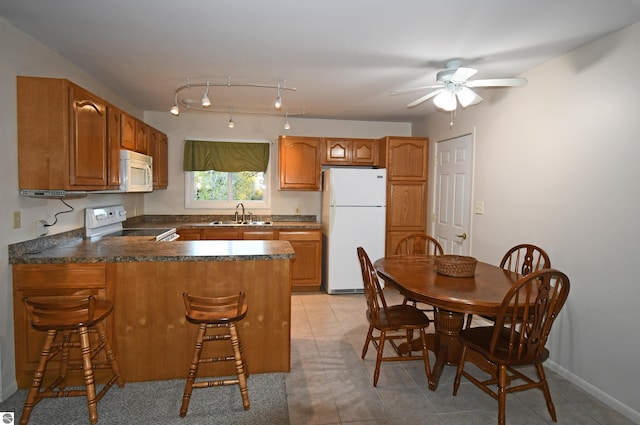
[[143, 112, 409, 218], [414, 21, 640, 422], [0, 16, 409, 401]]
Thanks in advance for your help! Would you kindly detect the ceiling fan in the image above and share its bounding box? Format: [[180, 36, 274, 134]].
[[392, 60, 528, 112]]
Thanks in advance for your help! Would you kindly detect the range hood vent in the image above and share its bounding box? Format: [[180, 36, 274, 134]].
[[20, 189, 88, 199]]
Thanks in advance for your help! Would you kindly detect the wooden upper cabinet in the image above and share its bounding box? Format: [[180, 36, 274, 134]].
[[68, 85, 109, 187], [278, 136, 322, 191], [135, 120, 148, 154], [322, 138, 377, 166], [149, 127, 168, 189], [380, 136, 428, 181], [106, 106, 122, 187], [120, 113, 148, 154], [17, 76, 114, 190], [120, 112, 136, 151]]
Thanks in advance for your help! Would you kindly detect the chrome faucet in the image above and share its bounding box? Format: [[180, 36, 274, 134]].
[[236, 203, 245, 222]]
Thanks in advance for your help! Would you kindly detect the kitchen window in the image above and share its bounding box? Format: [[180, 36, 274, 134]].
[[183, 140, 271, 210]]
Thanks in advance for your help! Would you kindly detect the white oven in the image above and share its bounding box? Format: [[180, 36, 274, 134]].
[[120, 150, 153, 192]]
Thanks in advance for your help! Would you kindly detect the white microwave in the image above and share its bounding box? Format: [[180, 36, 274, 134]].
[[120, 150, 153, 192]]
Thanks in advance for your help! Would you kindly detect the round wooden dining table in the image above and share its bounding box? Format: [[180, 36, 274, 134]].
[[373, 255, 520, 390]]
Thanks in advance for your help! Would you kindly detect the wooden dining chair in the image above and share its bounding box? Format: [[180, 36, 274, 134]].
[[394, 233, 443, 322], [357, 246, 432, 387], [465, 243, 551, 328], [394, 233, 443, 256], [453, 269, 570, 425]]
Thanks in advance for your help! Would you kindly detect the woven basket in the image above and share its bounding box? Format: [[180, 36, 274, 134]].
[[435, 255, 477, 277]]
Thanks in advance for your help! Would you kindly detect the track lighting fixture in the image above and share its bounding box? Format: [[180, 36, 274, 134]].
[[283, 113, 291, 130], [201, 81, 211, 107], [170, 93, 180, 116], [274, 84, 282, 110], [169, 77, 304, 120]]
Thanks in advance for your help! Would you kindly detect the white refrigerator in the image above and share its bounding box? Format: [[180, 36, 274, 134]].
[[322, 168, 387, 294]]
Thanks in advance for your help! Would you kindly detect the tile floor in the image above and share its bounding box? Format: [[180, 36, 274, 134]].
[[286, 289, 636, 425]]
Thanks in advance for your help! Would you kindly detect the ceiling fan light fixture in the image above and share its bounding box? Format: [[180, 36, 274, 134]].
[[456, 86, 482, 108], [433, 89, 457, 111]]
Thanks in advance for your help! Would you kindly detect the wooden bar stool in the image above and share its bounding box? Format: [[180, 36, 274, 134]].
[[180, 292, 250, 417], [20, 295, 124, 425]]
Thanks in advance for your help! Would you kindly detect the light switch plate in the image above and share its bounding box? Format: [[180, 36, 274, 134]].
[[474, 201, 484, 215]]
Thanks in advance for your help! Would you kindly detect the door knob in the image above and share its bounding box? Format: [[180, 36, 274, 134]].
[[455, 233, 467, 240]]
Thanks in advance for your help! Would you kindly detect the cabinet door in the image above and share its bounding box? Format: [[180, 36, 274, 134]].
[[68, 84, 108, 187], [323, 138, 350, 164], [176, 229, 202, 240], [106, 106, 121, 188], [351, 138, 377, 165], [278, 136, 322, 190], [279, 230, 321, 290], [120, 112, 136, 150], [387, 137, 428, 181], [13, 264, 111, 387], [150, 128, 168, 189], [135, 120, 148, 154], [387, 181, 427, 231]]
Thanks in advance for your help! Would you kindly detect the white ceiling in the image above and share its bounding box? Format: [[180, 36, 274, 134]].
[[3, 0, 640, 122]]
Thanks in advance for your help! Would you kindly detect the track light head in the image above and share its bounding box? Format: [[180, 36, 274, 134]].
[[201, 82, 211, 107], [170, 104, 180, 116], [283, 113, 291, 130], [274, 84, 282, 110]]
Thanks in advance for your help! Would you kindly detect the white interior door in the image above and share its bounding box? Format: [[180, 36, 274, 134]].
[[432, 134, 473, 255]]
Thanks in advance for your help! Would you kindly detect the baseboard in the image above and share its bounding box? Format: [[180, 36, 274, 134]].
[[0, 380, 18, 403], [546, 360, 640, 424]]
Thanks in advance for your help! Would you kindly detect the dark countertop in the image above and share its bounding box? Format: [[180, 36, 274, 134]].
[[10, 237, 295, 265], [9, 214, 318, 265]]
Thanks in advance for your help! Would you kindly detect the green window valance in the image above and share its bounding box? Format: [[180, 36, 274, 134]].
[[183, 140, 270, 172]]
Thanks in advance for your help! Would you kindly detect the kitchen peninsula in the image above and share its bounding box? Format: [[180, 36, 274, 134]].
[[10, 234, 295, 388]]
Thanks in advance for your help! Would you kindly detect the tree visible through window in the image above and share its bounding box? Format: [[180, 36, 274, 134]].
[[192, 170, 265, 201]]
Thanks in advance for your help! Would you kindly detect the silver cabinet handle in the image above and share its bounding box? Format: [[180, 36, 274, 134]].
[[455, 233, 467, 240]]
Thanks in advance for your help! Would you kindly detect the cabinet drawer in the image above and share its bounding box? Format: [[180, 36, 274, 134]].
[[14, 264, 107, 290], [278, 230, 321, 241]]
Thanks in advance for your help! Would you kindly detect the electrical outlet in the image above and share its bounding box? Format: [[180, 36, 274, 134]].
[[474, 201, 485, 215], [295, 206, 300, 215], [13, 211, 21, 229], [37, 220, 48, 237]]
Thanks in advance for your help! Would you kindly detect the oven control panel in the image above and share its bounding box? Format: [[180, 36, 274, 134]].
[[85, 205, 127, 237]]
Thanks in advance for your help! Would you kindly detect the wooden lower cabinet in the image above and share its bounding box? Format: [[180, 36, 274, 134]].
[[178, 226, 322, 291], [176, 228, 202, 240], [278, 230, 322, 291], [13, 263, 115, 388], [13, 259, 291, 387]]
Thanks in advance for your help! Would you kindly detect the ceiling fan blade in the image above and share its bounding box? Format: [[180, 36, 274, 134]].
[[450, 67, 478, 84], [456, 86, 483, 108], [466, 77, 528, 88], [406, 89, 442, 108], [390, 84, 443, 96]]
